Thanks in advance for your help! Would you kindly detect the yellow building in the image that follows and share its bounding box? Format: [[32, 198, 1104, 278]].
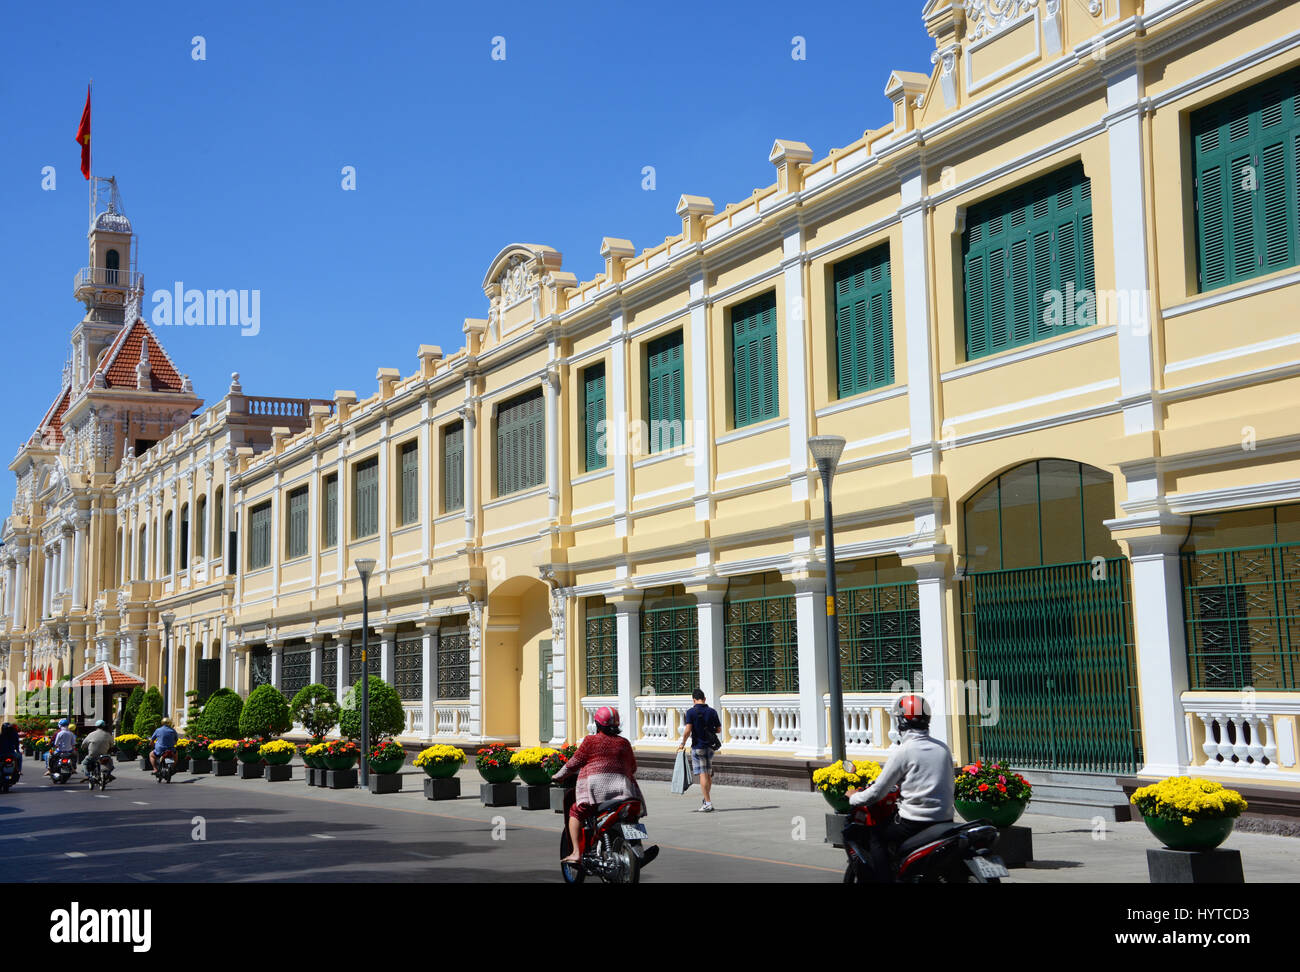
[[4, 0, 1299, 815]]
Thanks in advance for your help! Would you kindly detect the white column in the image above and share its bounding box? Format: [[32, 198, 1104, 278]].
[[378, 417, 389, 580], [13, 551, 26, 628], [231, 646, 244, 696], [220, 464, 234, 578], [421, 623, 438, 739], [1106, 60, 1158, 435], [57, 534, 69, 598], [3, 560, 13, 621], [899, 166, 938, 476], [544, 354, 561, 522], [549, 590, 567, 747], [309, 637, 322, 685], [467, 600, 483, 738], [308, 462, 320, 592], [613, 597, 639, 729], [688, 272, 713, 521], [120, 632, 137, 674], [461, 398, 477, 546], [1128, 533, 1192, 776], [419, 401, 431, 571], [270, 642, 281, 691], [780, 221, 812, 503], [270, 473, 282, 600], [380, 629, 396, 683], [914, 563, 953, 747], [694, 588, 727, 709], [335, 636, 348, 702], [72, 513, 89, 609], [792, 574, 829, 756], [335, 450, 347, 584], [610, 319, 631, 538], [42, 547, 52, 618]]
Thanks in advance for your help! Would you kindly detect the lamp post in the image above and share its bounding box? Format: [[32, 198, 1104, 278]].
[[808, 435, 847, 764], [354, 558, 376, 788], [161, 612, 175, 723]]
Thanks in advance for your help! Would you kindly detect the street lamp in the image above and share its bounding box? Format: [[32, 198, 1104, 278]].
[[808, 435, 848, 764], [354, 558, 376, 788], [161, 612, 175, 723]]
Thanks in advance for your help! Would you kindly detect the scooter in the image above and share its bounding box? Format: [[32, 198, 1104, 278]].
[[558, 784, 660, 884], [86, 755, 115, 791], [50, 752, 77, 785], [0, 755, 20, 793], [839, 761, 1008, 884], [154, 749, 176, 784]]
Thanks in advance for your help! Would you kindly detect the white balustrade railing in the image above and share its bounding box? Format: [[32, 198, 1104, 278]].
[[717, 695, 802, 749], [581, 696, 617, 735], [823, 694, 901, 759], [1183, 693, 1299, 778], [633, 695, 690, 744], [770, 702, 801, 746], [432, 702, 471, 737], [402, 703, 423, 736]]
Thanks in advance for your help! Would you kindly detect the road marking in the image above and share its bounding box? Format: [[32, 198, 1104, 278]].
[[126, 872, 156, 882], [64, 852, 87, 858], [93, 794, 110, 799], [132, 801, 149, 805], [310, 834, 336, 839]]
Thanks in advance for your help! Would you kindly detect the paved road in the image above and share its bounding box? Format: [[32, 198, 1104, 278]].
[[3, 762, 1298, 883]]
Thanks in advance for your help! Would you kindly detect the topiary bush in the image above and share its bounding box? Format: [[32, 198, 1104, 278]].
[[133, 687, 165, 738], [197, 688, 243, 740], [238, 684, 292, 740], [123, 686, 145, 731], [339, 676, 405, 743], [289, 683, 340, 741]]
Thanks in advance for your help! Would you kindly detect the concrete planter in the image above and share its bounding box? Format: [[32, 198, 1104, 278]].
[[480, 781, 517, 807], [1147, 847, 1244, 883], [190, 758, 212, 775], [238, 761, 264, 779], [424, 777, 461, 801], [517, 783, 550, 810], [324, 768, 357, 789], [214, 759, 237, 776], [368, 773, 402, 794], [264, 763, 292, 782]]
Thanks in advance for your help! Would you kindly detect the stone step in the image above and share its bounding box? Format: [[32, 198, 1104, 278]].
[[1019, 771, 1133, 821]]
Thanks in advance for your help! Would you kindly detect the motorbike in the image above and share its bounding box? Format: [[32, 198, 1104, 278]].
[[154, 748, 177, 784], [0, 755, 20, 793], [86, 755, 115, 791], [51, 751, 77, 785], [558, 784, 659, 884], [840, 762, 1008, 884]]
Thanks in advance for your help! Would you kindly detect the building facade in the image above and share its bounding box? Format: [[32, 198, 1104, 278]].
[[3, 0, 1299, 801]]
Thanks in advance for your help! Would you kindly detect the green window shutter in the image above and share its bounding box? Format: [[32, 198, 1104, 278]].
[[496, 388, 545, 496], [647, 331, 684, 451], [582, 363, 606, 471], [164, 514, 173, 574], [399, 441, 418, 525], [962, 162, 1095, 360], [323, 474, 338, 548], [834, 246, 894, 397], [287, 486, 308, 558], [354, 457, 378, 537], [731, 292, 779, 428], [249, 502, 272, 570], [196, 497, 207, 558], [1191, 68, 1300, 291], [442, 423, 464, 512]]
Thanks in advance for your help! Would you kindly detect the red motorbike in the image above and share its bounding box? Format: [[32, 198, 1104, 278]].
[[154, 748, 177, 783], [558, 785, 659, 884], [0, 755, 19, 793], [841, 768, 1007, 884]]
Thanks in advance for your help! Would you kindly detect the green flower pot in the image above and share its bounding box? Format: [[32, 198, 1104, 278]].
[[323, 754, 358, 771], [237, 751, 263, 764], [516, 764, 552, 786], [477, 762, 517, 784], [955, 798, 1028, 829], [422, 760, 461, 779], [116, 745, 138, 760], [211, 751, 236, 762], [1142, 814, 1235, 851], [263, 750, 293, 766], [189, 749, 210, 761], [821, 790, 852, 814], [369, 755, 405, 775]]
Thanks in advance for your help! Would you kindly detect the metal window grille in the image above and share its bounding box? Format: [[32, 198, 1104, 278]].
[[836, 581, 921, 692], [443, 423, 465, 512], [249, 647, 272, 689], [639, 599, 698, 695], [395, 635, 423, 701], [323, 474, 338, 548], [399, 441, 419, 525], [584, 602, 618, 697], [437, 629, 470, 699], [724, 590, 799, 694], [353, 457, 379, 538], [248, 502, 272, 570], [286, 486, 309, 559], [281, 649, 311, 698]]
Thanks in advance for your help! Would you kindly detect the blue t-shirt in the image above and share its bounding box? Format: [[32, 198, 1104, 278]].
[[151, 726, 179, 753], [683, 704, 721, 751]]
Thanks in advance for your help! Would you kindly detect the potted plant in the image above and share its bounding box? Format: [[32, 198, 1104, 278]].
[[188, 735, 212, 760], [289, 683, 341, 742], [475, 743, 516, 784], [113, 733, 143, 760], [1130, 776, 1248, 851], [511, 746, 561, 786], [812, 759, 882, 813], [235, 738, 264, 763], [303, 742, 328, 769], [174, 738, 192, 773], [368, 739, 406, 775], [414, 744, 466, 779], [209, 739, 238, 761], [322, 739, 360, 771], [954, 760, 1034, 828], [238, 685, 293, 740], [259, 739, 296, 766]]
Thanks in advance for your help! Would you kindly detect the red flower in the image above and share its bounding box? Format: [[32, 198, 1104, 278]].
[[978, 783, 989, 792], [996, 783, 1007, 793]]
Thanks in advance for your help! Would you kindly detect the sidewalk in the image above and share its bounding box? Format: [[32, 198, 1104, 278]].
[[196, 762, 1300, 882]]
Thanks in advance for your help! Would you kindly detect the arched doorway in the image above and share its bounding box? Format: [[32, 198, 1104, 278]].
[[958, 459, 1142, 774], [483, 577, 552, 746]]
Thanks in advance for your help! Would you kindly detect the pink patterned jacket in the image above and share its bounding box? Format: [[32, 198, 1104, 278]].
[[551, 731, 646, 815]]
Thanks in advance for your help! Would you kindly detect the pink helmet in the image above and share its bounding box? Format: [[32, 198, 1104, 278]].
[[593, 705, 620, 730]]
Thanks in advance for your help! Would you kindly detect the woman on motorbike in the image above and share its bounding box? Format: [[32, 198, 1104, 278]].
[[0, 723, 21, 772], [551, 706, 645, 864]]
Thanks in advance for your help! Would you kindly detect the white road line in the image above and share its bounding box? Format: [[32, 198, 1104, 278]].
[[309, 834, 336, 839], [132, 801, 149, 805], [64, 852, 87, 858]]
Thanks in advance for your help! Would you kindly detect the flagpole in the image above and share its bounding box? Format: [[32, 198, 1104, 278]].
[[87, 79, 93, 231]]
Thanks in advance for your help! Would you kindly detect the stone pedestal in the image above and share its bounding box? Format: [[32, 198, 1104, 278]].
[[175, 758, 191, 773], [995, 825, 1033, 868], [550, 788, 569, 813], [517, 783, 550, 810], [190, 758, 212, 775], [140, 756, 153, 772], [324, 768, 357, 790], [368, 773, 402, 794], [480, 781, 517, 807], [1146, 848, 1244, 884], [424, 777, 461, 801], [825, 812, 849, 847], [238, 761, 263, 780], [264, 763, 292, 782], [213, 759, 236, 776], [305, 767, 320, 787]]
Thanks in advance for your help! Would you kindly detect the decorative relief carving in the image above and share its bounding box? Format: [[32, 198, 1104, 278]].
[[500, 257, 530, 305], [964, 0, 1036, 41]]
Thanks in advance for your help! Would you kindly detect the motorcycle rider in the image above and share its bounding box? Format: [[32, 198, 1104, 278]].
[[149, 717, 179, 772], [46, 719, 78, 778], [845, 694, 955, 883], [0, 722, 21, 774], [82, 719, 116, 782], [551, 706, 646, 865]]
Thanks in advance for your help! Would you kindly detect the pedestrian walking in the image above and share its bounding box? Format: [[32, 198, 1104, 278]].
[[677, 688, 722, 812]]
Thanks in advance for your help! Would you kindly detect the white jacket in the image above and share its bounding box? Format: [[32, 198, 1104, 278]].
[[848, 729, 955, 822]]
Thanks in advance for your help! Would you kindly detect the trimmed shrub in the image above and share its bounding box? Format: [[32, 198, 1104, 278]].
[[132, 687, 165, 738], [123, 686, 145, 730], [289, 683, 340, 740], [238, 684, 292, 740], [339, 676, 404, 742], [197, 688, 243, 740]]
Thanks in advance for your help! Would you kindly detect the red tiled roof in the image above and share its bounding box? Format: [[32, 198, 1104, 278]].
[[33, 387, 71, 446], [96, 319, 184, 392], [70, 662, 145, 688]]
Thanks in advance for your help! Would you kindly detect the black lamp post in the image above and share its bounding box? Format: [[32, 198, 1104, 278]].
[[808, 435, 847, 764], [354, 558, 376, 788]]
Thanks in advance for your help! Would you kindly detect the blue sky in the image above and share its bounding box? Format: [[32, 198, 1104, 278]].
[[0, 0, 936, 515]]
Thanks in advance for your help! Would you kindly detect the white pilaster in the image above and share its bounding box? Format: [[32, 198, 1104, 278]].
[[914, 563, 953, 747], [72, 513, 89, 609], [899, 167, 938, 476], [792, 574, 829, 756], [309, 637, 322, 685], [694, 588, 727, 708], [610, 313, 631, 538], [419, 399, 431, 571], [688, 273, 713, 521], [378, 416, 390, 581], [421, 622, 438, 740], [613, 597, 639, 729], [461, 385, 477, 546], [380, 629, 396, 683], [781, 221, 812, 502], [545, 344, 561, 522], [1128, 533, 1192, 776]]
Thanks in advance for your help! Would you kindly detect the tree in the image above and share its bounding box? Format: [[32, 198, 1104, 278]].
[[132, 687, 165, 738], [238, 684, 292, 740], [196, 688, 243, 740], [123, 686, 145, 731], [289, 683, 340, 741], [339, 676, 404, 743]]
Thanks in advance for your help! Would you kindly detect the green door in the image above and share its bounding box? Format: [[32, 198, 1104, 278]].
[[539, 639, 553, 743], [958, 558, 1142, 774]]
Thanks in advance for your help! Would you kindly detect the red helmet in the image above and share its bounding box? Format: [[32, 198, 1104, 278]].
[[593, 706, 620, 730], [892, 694, 931, 730]]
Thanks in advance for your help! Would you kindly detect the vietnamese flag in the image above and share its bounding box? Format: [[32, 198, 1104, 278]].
[[76, 86, 91, 180]]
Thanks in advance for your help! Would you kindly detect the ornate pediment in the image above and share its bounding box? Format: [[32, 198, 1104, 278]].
[[964, 0, 1036, 42]]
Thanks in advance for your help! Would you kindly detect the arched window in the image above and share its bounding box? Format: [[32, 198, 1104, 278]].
[[195, 495, 207, 559], [105, 249, 120, 284], [214, 486, 224, 560], [164, 511, 174, 575], [179, 503, 190, 566], [137, 526, 147, 581]]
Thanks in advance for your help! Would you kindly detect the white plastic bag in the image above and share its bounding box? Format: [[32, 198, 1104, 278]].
[[670, 749, 693, 795]]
